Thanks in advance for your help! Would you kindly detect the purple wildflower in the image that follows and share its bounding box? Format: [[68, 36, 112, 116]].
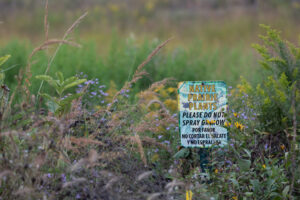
[[225, 160, 233, 166], [264, 144, 268, 150], [61, 174, 66, 183]]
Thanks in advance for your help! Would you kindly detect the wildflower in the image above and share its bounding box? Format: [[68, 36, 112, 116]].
[[151, 153, 159, 162], [84, 80, 94, 85], [233, 112, 238, 117], [61, 174, 66, 183], [214, 169, 218, 174], [186, 190, 193, 200], [262, 164, 266, 169], [232, 196, 238, 200], [280, 144, 285, 150], [234, 122, 245, 130], [167, 87, 176, 93], [224, 122, 231, 127], [264, 143, 268, 150], [163, 140, 170, 145], [76, 193, 81, 199], [91, 92, 97, 96], [158, 135, 163, 139], [226, 160, 233, 166]]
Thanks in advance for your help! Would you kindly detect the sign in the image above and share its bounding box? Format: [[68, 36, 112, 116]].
[[178, 81, 228, 148]]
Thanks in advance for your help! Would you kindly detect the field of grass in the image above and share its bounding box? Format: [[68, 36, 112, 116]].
[[0, 38, 260, 98]]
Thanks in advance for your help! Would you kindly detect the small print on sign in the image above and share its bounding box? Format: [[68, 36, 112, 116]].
[[178, 81, 228, 148]]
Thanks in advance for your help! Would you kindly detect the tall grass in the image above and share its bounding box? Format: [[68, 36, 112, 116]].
[[0, 37, 260, 99]]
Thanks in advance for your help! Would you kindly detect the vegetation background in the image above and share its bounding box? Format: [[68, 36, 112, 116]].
[[0, 0, 299, 199], [0, 0, 300, 92]]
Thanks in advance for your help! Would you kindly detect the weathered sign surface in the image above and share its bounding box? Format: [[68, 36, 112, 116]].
[[178, 81, 228, 147]]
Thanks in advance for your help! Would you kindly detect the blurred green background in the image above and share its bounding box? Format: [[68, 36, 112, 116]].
[[0, 0, 300, 93]]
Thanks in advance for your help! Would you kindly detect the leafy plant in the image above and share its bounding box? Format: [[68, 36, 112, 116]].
[[203, 25, 300, 199], [36, 72, 86, 116], [0, 55, 11, 120]]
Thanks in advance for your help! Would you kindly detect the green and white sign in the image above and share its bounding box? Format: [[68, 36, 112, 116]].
[[178, 81, 228, 148]]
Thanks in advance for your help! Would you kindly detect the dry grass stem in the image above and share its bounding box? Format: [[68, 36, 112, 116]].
[[62, 177, 86, 188], [102, 37, 173, 114]]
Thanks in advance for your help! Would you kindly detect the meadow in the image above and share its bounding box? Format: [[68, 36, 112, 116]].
[[0, 1, 300, 199]]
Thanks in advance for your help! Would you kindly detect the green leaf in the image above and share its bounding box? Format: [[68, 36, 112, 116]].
[[56, 72, 64, 84], [46, 100, 59, 113], [40, 93, 59, 104], [245, 192, 253, 197], [282, 185, 289, 198], [230, 178, 239, 188], [173, 148, 190, 159], [238, 159, 251, 171], [0, 55, 10, 67], [63, 79, 86, 91], [243, 148, 251, 158], [250, 179, 260, 194], [62, 76, 77, 87], [36, 75, 60, 91]]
